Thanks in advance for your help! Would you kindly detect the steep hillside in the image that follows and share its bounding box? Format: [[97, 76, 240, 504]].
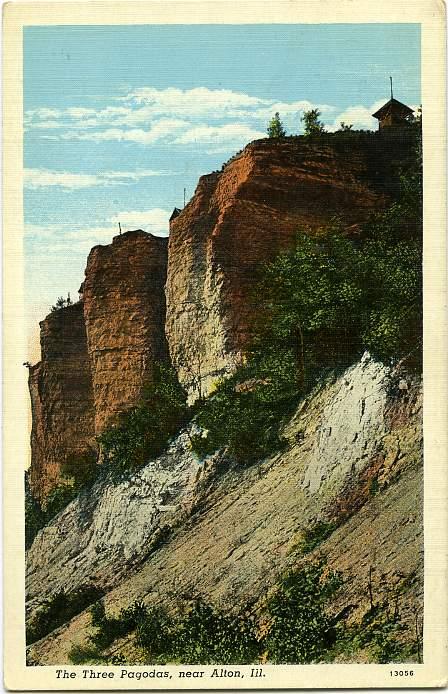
[[26, 355, 423, 665]]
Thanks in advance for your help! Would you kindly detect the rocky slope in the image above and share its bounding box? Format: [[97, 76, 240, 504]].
[[165, 136, 407, 398], [26, 355, 423, 664], [28, 302, 95, 503]]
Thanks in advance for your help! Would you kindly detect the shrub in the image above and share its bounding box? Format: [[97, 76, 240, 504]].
[[25, 476, 46, 549], [332, 601, 415, 664], [25, 473, 78, 549], [89, 600, 149, 650], [68, 643, 106, 665], [169, 599, 261, 664], [267, 112, 287, 138], [301, 109, 326, 136], [264, 562, 342, 663], [98, 363, 188, 479], [45, 484, 78, 520], [26, 585, 104, 645], [135, 604, 174, 661], [190, 346, 299, 464], [66, 564, 420, 665], [297, 521, 339, 554], [82, 596, 260, 665]]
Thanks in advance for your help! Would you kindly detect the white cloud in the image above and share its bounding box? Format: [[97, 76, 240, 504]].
[[25, 208, 170, 254], [60, 119, 189, 144], [24, 168, 171, 190], [25, 86, 335, 138], [174, 123, 265, 150], [327, 100, 385, 132], [122, 86, 267, 114]]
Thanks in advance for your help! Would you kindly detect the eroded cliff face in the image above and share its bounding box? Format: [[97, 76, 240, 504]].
[[165, 137, 399, 398], [83, 230, 169, 433], [28, 302, 95, 503], [28, 230, 170, 501], [26, 355, 423, 664]]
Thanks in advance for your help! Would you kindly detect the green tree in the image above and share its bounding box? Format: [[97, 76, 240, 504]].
[[265, 562, 341, 663], [191, 345, 298, 465], [98, 363, 188, 479], [301, 108, 326, 135], [267, 112, 286, 138]]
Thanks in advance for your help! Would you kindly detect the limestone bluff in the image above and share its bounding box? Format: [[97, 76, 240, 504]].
[[28, 133, 414, 502], [25, 128, 423, 667]]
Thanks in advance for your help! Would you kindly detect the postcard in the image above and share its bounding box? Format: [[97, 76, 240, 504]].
[[2, 0, 447, 690]]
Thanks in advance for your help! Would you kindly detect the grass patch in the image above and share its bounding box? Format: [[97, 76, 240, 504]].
[[296, 521, 339, 554]]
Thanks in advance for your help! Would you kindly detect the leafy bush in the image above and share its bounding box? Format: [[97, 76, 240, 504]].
[[168, 599, 260, 664], [98, 363, 188, 479], [26, 585, 104, 645], [25, 477, 46, 549], [69, 563, 420, 665], [301, 108, 326, 136], [267, 112, 287, 138], [45, 484, 78, 519], [84, 596, 260, 665], [331, 602, 415, 664], [89, 600, 149, 650], [190, 346, 299, 464], [68, 643, 106, 665], [50, 294, 72, 312], [135, 604, 174, 661], [264, 562, 342, 663], [259, 217, 421, 377]]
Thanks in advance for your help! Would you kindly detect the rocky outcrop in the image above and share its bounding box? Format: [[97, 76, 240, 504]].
[[26, 427, 202, 615], [165, 137, 405, 398], [28, 230, 170, 501], [83, 230, 169, 433], [26, 356, 423, 664], [28, 302, 95, 503], [28, 136, 415, 496]]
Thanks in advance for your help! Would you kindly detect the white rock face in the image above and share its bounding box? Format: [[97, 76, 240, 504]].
[[302, 354, 390, 494], [26, 430, 201, 612]]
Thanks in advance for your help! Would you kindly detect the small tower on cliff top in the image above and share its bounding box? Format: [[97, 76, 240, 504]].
[[372, 77, 414, 130]]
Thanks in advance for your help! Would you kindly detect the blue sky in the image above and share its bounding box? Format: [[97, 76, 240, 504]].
[[24, 23, 421, 356]]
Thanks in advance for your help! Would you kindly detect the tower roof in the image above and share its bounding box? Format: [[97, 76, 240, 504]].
[[169, 207, 182, 222], [372, 98, 414, 121]]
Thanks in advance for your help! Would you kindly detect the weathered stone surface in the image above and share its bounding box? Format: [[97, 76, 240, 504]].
[[28, 302, 95, 503], [82, 230, 169, 433], [165, 137, 402, 398], [26, 356, 423, 664], [26, 428, 201, 614]]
